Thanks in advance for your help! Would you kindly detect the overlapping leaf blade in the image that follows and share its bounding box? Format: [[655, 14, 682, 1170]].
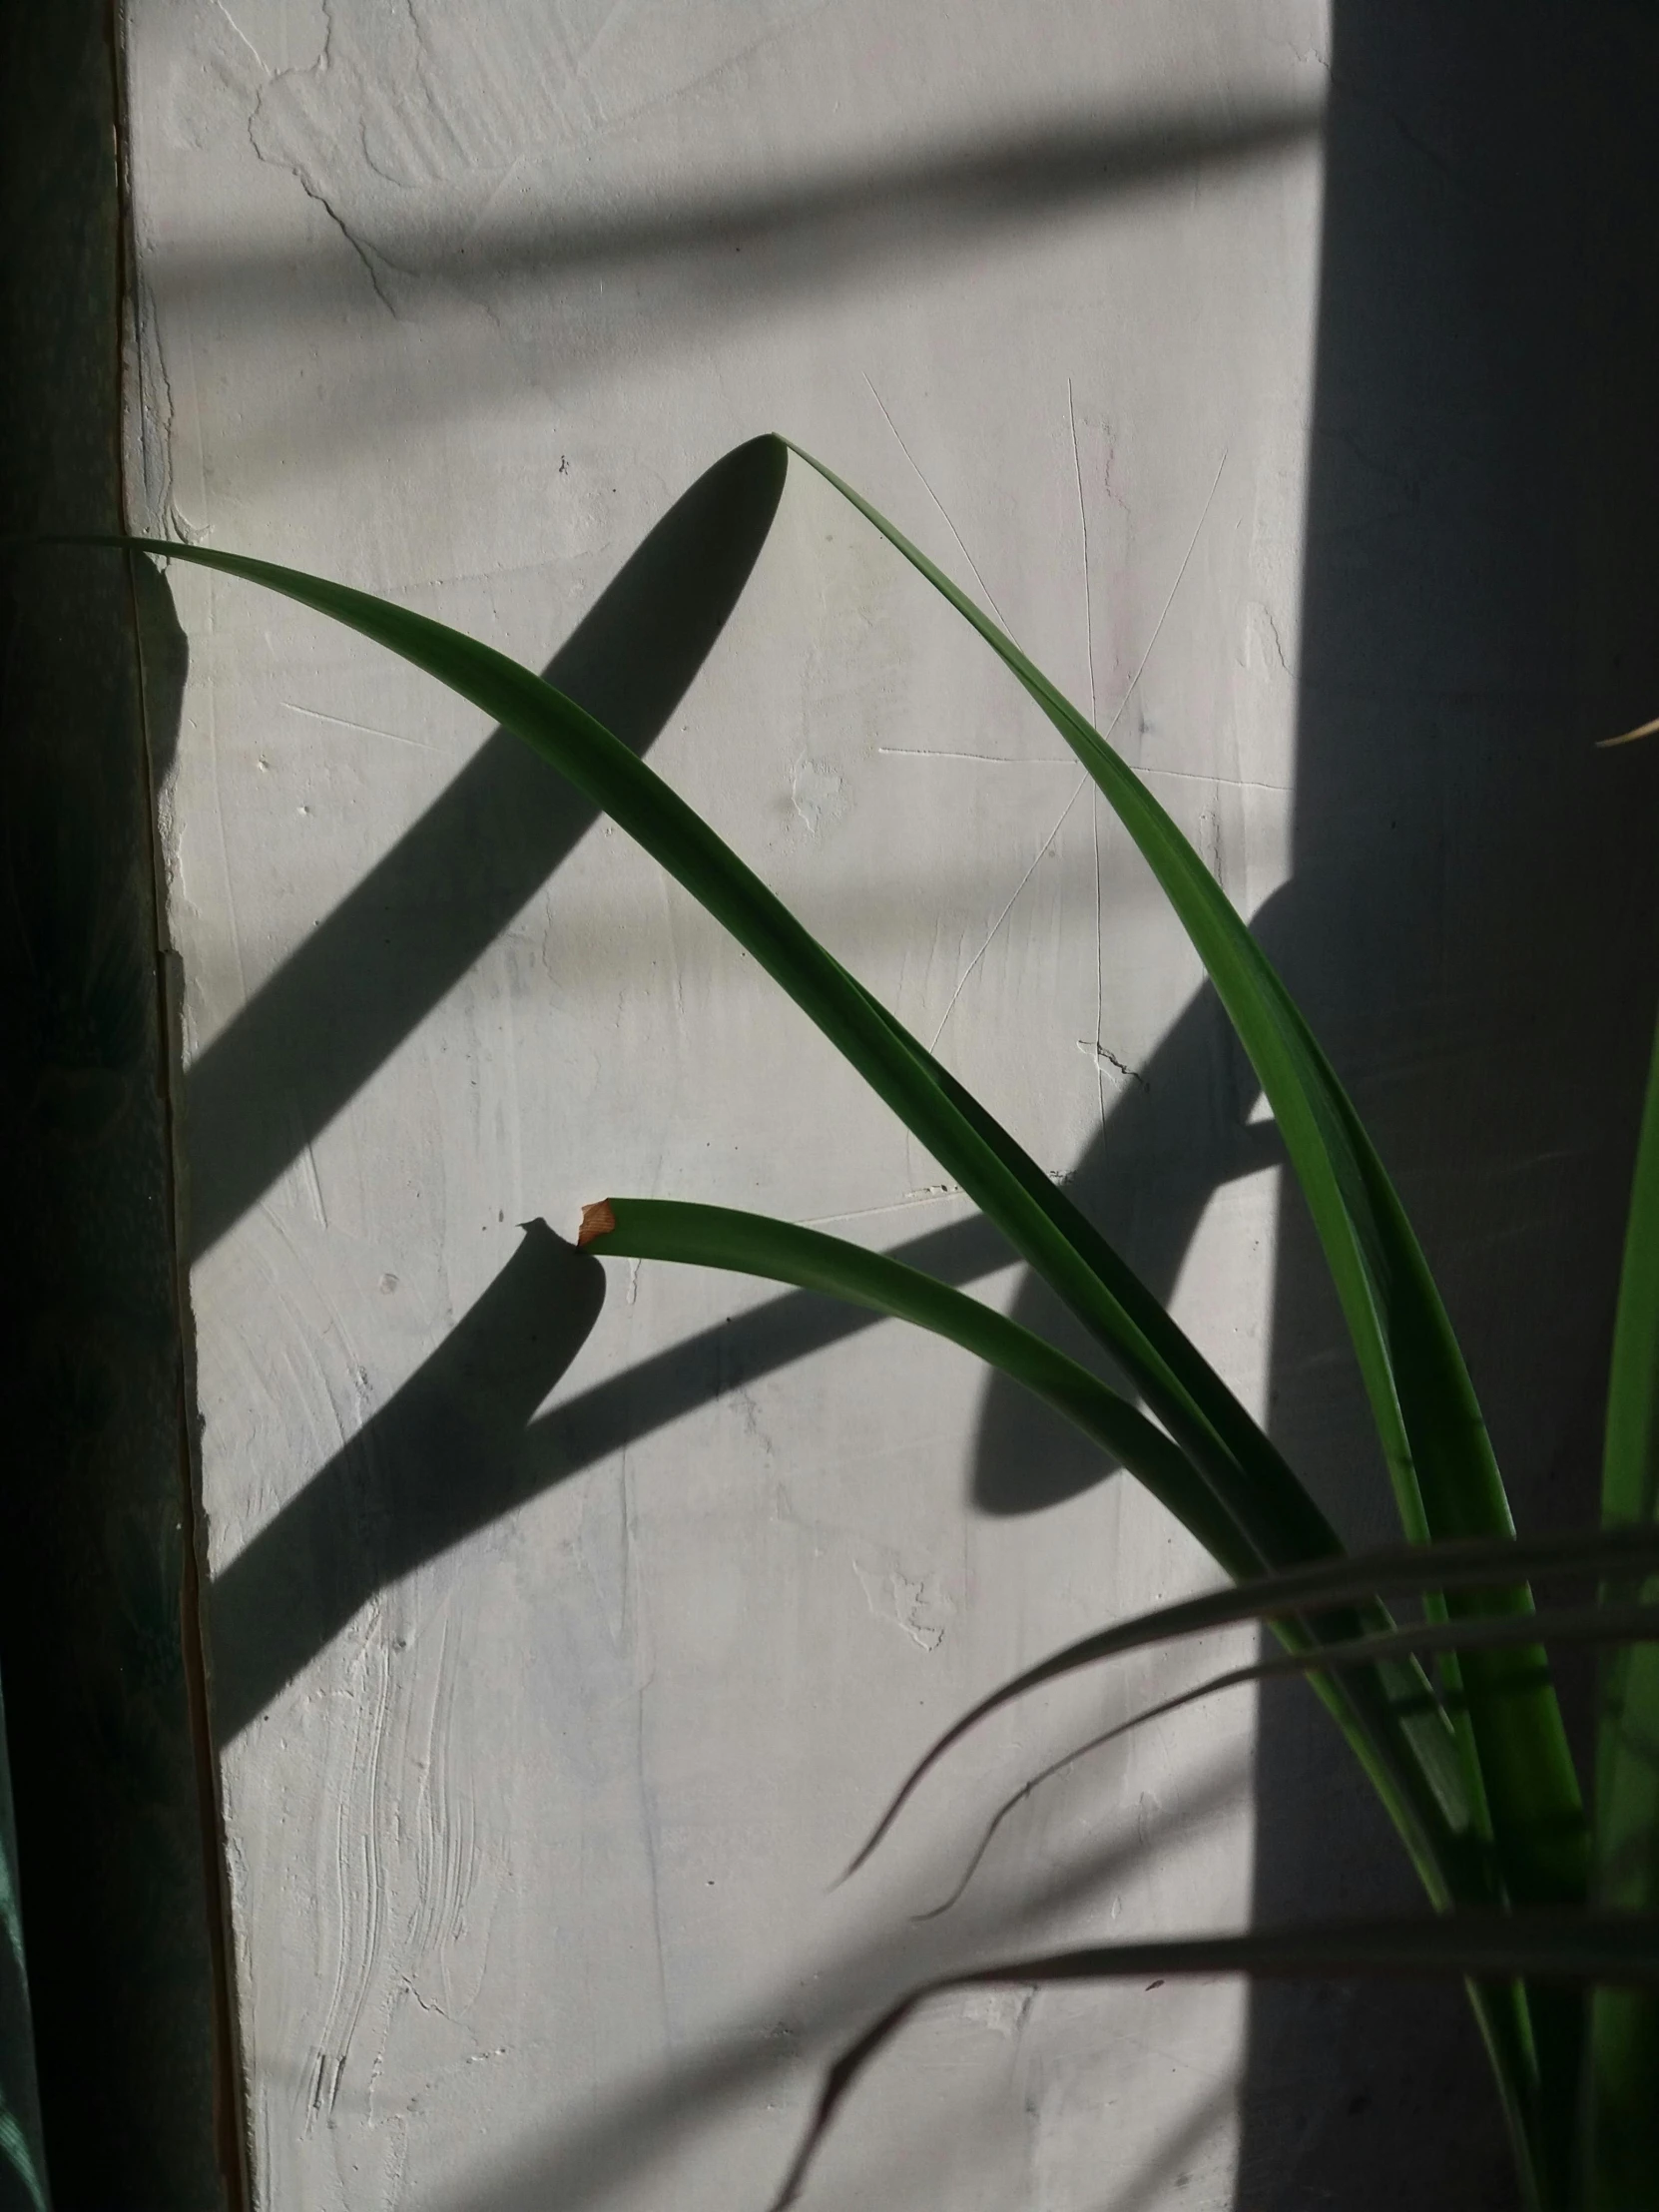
[[100, 515, 1560, 2183], [926, 1598, 1659, 1928], [786, 439, 1580, 1861], [783, 440, 1586, 2185], [580, 1195, 1476, 1872], [766, 1913, 1659, 2212], [578, 1197, 1239, 1561], [112, 529, 1473, 1905]]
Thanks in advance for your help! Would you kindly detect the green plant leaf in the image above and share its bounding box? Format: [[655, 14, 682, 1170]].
[[91, 529, 1477, 1918], [72, 524, 1533, 2180], [580, 1194, 1477, 1882], [925, 1598, 1659, 1926], [849, 1521, 1659, 1886], [785, 438, 1581, 1875], [783, 438, 1587, 2190], [578, 1197, 1238, 1561], [1585, 1008, 1659, 2208], [766, 1913, 1659, 2212]]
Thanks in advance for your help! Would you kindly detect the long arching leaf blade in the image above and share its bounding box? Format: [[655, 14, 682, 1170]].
[[852, 1522, 1659, 1884], [579, 1194, 1479, 1873], [577, 1197, 1239, 1561], [781, 440, 1584, 2188], [767, 1913, 1659, 2212], [928, 1600, 1659, 1925], [93, 530, 1476, 1914]]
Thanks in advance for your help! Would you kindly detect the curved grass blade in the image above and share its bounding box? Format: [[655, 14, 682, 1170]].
[[87, 530, 1478, 1919], [71, 525, 1543, 2173], [853, 1524, 1659, 1888], [1586, 1008, 1659, 2207], [93, 533, 1293, 1576], [785, 437, 1581, 1879], [782, 437, 1584, 2186], [925, 1600, 1659, 1925], [578, 1198, 1244, 1565], [580, 1193, 1476, 1885], [766, 1913, 1659, 2212]]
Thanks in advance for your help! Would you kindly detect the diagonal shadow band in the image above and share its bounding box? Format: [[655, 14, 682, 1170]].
[[157, 100, 1326, 491], [182, 434, 787, 1260], [211, 968, 1281, 1746], [156, 100, 1325, 322], [430, 1754, 1253, 2212]]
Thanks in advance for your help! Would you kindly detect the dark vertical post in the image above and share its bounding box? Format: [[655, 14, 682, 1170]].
[[0, 6, 240, 2205]]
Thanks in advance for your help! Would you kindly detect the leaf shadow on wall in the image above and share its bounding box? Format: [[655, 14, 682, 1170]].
[[151, 97, 1323, 494], [183, 432, 790, 1262]]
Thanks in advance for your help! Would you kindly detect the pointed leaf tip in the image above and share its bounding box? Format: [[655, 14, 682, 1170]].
[[578, 1200, 617, 1248], [1597, 713, 1659, 750]]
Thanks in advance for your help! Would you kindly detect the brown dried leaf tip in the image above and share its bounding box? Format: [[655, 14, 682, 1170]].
[[578, 1199, 617, 1248]]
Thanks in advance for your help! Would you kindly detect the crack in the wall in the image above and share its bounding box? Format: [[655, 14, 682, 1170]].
[[228, 0, 407, 314], [287, 160, 399, 312]]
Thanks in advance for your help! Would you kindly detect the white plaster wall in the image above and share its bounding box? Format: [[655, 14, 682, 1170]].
[[123, 2, 1329, 2205]]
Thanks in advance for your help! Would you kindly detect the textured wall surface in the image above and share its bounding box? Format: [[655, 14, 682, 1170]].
[[125, 5, 1333, 2207]]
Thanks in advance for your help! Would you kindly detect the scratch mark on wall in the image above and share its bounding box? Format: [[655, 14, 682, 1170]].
[[214, 0, 271, 75], [1067, 379, 1098, 728], [281, 701, 436, 751], [877, 747, 1074, 766], [1071, 378, 1113, 1144], [863, 373, 1010, 629], [285, 1094, 329, 1228], [790, 755, 847, 835], [1138, 764, 1287, 796], [243, 45, 400, 316], [850, 1546, 951, 1651], [305, 1606, 396, 2131], [207, 665, 251, 1012], [801, 1183, 963, 1229], [929, 777, 1087, 1049], [1077, 1037, 1148, 1091]]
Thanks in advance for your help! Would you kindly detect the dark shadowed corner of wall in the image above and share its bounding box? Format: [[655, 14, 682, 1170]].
[[0, 3, 241, 2205], [1238, 8, 1659, 2206]]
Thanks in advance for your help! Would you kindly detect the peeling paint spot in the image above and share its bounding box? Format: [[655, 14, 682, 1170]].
[[850, 1546, 950, 1651], [790, 756, 847, 837]]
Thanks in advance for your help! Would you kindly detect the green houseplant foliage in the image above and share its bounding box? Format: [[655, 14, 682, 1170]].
[[71, 434, 1659, 2207]]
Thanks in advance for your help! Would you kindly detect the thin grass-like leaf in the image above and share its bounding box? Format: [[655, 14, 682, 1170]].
[[783, 439, 1585, 2186], [851, 1524, 1659, 1883], [766, 1914, 1659, 2212], [785, 438, 1581, 1890], [579, 1195, 1481, 1884], [84, 530, 1480, 1923], [1585, 1008, 1659, 2206], [60, 524, 1539, 2171], [578, 1198, 1240, 1561], [925, 1600, 1659, 1924]]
